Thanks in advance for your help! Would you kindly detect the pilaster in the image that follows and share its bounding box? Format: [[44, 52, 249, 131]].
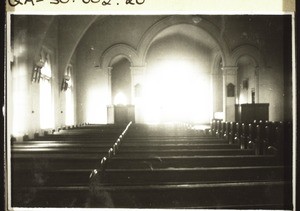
[[222, 66, 238, 122], [130, 66, 146, 123], [107, 67, 113, 105], [255, 66, 260, 103]]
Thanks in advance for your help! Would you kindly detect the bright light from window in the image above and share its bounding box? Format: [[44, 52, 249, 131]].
[[86, 89, 108, 124], [12, 66, 27, 136], [142, 59, 212, 124], [65, 88, 74, 126], [114, 92, 127, 105], [41, 60, 51, 77], [40, 78, 54, 129], [40, 61, 54, 129]]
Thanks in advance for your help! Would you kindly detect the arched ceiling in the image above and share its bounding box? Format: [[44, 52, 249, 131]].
[[152, 24, 220, 52], [57, 15, 99, 75], [24, 15, 283, 76]]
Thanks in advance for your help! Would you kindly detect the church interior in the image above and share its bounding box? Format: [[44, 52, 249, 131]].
[[7, 14, 294, 209]]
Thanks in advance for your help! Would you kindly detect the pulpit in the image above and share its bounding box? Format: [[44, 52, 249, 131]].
[[235, 103, 269, 123]]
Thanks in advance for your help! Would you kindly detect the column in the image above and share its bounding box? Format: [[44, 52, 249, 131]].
[[130, 66, 146, 123], [107, 67, 113, 104], [222, 66, 238, 122], [255, 66, 260, 103], [106, 67, 114, 123]]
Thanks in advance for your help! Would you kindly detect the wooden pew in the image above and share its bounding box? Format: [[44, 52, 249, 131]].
[[93, 166, 288, 185], [88, 123, 292, 209], [88, 176, 291, 209], [11, 124, 130, 207], [11, 122, 292, 208], [13, 164, 290, 187], [228, 122, 236, 144], [12, 180, 292, 208], [116, 149, 254, 157], [106, 154, 286, 168]]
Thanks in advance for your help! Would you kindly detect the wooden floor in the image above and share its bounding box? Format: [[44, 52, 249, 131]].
[[10, 123, 292, 209]]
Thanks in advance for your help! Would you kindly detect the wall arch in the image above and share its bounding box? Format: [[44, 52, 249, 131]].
[[212, 53, 223, 74], [110, 58, 132, 105], [233, 45, 264, 104], [55, 15, 233, 75], [137, 15, 231, 67], [100, 43, 140, 70], [231, 44, 266, 68]]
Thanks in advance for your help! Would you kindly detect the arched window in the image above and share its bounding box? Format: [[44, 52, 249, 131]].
[[39, 50, 54, 129]]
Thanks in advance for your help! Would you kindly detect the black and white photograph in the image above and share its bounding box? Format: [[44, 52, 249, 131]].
[[4, 1, 296, 210]]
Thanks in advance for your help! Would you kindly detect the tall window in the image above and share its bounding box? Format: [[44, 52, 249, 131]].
[[65, 65, 74, 126], [39, 52, 54, 129]]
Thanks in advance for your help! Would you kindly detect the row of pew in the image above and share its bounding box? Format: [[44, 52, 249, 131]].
[[211, 119, 293, 158], [11, 124, 129, 207], [89, 123, 292, 209], [10, 121, 293, 209]]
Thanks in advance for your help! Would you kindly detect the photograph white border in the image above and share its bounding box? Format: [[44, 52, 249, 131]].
[[4, 0, 296, 210]]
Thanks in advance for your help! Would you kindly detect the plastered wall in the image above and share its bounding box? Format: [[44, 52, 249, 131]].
[[8, 15, 292, 139]]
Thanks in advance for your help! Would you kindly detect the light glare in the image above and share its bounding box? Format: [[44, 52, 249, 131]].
[[86, 89, 108, 124], [143, 59, 212, 124], [12, 73, 27, 136], [114, 92, 127, 105], [40, 78, 54, 129], [65, 88, 74, 126]]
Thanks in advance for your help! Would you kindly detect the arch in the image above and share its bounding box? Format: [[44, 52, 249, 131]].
[[231, 45, 266, 68], [54, 15, 233, 76], [100, 44, 140, 70], [236, 55, 257, 67], [137, 15, 231, 67], [110, 58, 132, 105], [211, 53, 224, 75], [233, 45, 263, 104]]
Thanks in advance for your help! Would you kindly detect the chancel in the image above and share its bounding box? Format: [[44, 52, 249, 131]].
[[7, 15, 293, 209]]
